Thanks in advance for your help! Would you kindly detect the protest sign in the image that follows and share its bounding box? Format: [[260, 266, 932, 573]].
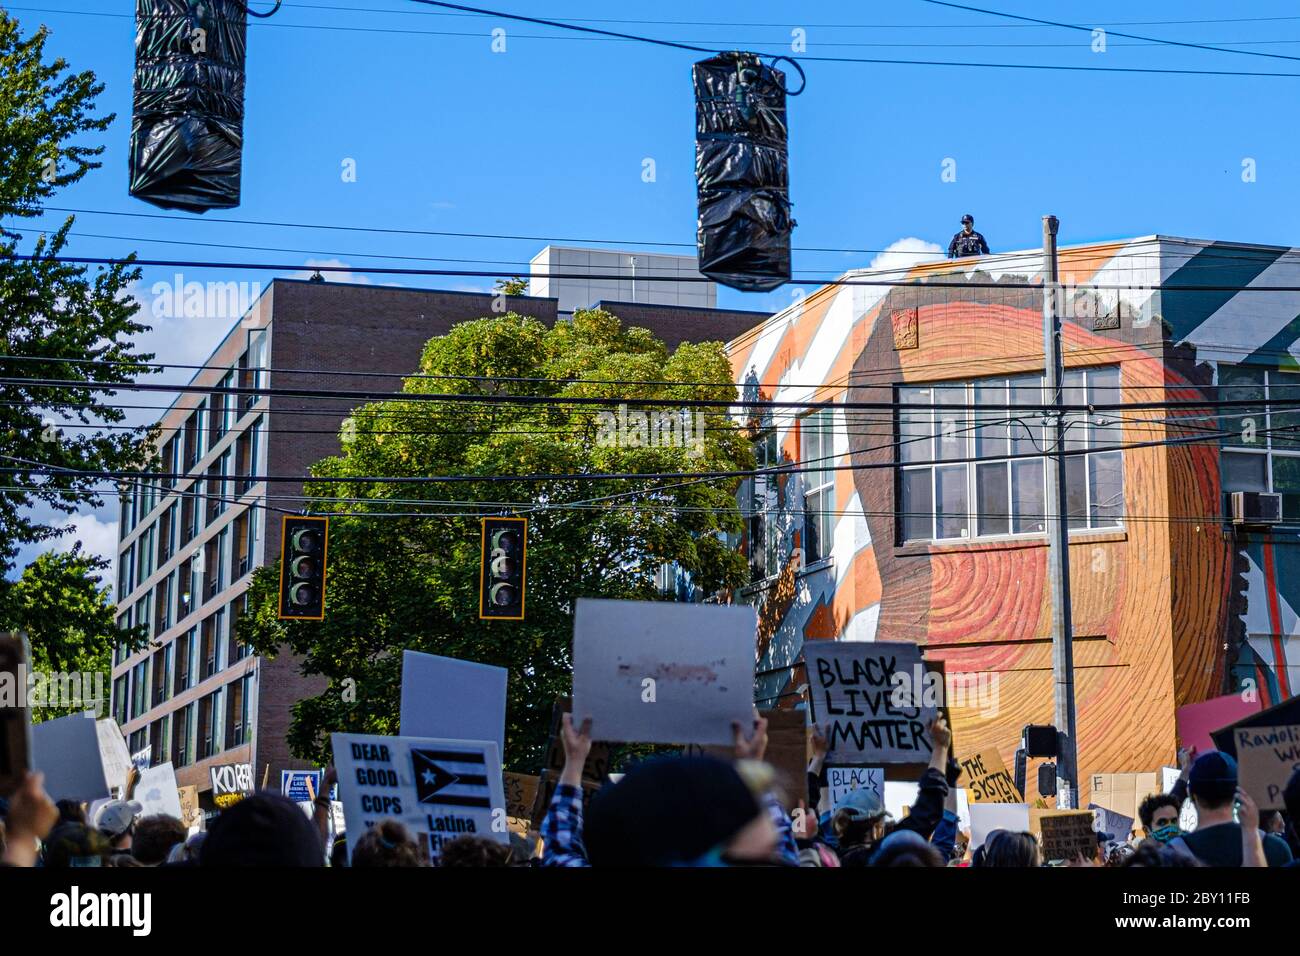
[[282, 769, 323, 803], [333, 732, 507, 864], [825, 766, 883, 807], [1088, 804, 1135, 843], [882, 780, 969, 832], [1212, 694, 1300, 758], [209, 761, 254, 809], [683, 709, 809, 807], [178, 785, 203, 830], [960, 749, 1023, 803], [1088, 771, 1160, 824], [571, 598, 756, 746], [130, 745, 152, 772], [804, 641, 938, 767], [31, 712, 109, 801], [969, 803, 1029, 850], [1176, 693, 1261, 754], [530, 769, 601, 829], [95, 719, 131, 794], [1235, 724, 1300, 810], [504, 771, 539, 824], [398, 650, 508, 754], [1031, 808, 1097, 862], [1160, 766, 1198, 832], [136, 762, 184, 819], [542, 697, 612, 783]]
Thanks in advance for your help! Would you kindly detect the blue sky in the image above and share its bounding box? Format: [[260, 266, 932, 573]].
[[8, 0, 1300, 574]]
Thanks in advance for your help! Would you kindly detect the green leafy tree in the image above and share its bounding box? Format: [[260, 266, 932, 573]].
[[240, 309, 751, 769], [0, 546, 146, 722], [0, 10, 154, 577], [493, 276, 528, 296]]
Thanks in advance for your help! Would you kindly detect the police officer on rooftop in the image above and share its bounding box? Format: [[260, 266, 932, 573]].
[[948, 214, 990, 259]]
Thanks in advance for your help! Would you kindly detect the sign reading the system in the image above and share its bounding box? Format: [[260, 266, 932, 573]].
[[332, 732, 507, 864]]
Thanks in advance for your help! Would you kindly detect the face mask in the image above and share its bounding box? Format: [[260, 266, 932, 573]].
[[1150, 823, 1180, 844]]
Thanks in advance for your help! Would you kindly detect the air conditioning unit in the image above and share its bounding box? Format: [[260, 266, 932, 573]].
[[1231, 491, 1282, 526]]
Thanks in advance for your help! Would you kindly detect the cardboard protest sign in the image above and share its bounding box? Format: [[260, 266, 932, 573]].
[[805, 641, 938, 766], [398, 650, 508, 754], [1088, 804, 1135, 843], [1176, 693, 1261, 754], [530, 769, 601, 829], [209, 761, 254, 809], [571, 598, 756, 746], [683, 708, 809, 807], [961, 749, 1023, 803], [1234, 724, 1300, 810], [95, 719, 131, 794], [281, 769, 324, 803], [504, 771, 539, 824], [968, 802, 1029, 850], [542, 697, 612, 783], [333, 732, 507, 864], [1212, 694, 1300, 758], [136, 762, 184, 819], [31, 712, 109, 801], [825, 766, 883, 808], [177, 785, 203, 830], [1031, 808, 1097, 862], [1088, 771, 1161, 824]]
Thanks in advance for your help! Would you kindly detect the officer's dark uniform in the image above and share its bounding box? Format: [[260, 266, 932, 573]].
[[948, 229, 990, 259]]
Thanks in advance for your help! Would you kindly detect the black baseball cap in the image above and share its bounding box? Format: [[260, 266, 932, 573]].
[[961, 214, 974, 224]]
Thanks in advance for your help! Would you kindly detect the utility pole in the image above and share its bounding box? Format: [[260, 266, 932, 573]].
[[1042, 215, 1080, 809]]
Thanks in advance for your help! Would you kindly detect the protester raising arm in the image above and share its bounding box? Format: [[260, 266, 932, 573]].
[[539, 714, 593, 867], [312, 767, 338, 856], [732, 713, 799, 866], [1236, 788, 1268, 868], [896, 717, 953, 841], [0, 772, 59, 867], [807, 723, 829, 812]]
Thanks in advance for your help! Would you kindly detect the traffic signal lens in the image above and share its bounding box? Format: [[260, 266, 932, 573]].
[[492, 529, 518, 551], [489, 582, 516, 607], [290, 582, 316, 606], [293, 529, 321, 553], [291, 556, 317, 579]]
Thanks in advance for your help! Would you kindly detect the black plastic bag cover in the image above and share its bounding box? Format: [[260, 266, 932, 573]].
[[693, 52, 792, 293], [130, 0, 247, 212]]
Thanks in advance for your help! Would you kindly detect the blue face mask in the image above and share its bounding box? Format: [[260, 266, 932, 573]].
[[1150, 823, 1181, 844], [673, 844, 731, 868]]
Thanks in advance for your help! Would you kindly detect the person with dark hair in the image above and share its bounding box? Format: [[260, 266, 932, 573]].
[[55, 799, 86, 827], [869, 828, 944, 867], [200, 793, 325, 867], [541, 713, 792, 867], [439, 833, 513, 867], [132, 814, 187, 866], [947, 214, 990, 259], [1167, 752, 1292, 866], [1138, 792, 1183, 844], [1123, 839, 1204, 868], [351, 819, 424, 867], [975, 830, 1041, 867], [42, 823, 112, 868]]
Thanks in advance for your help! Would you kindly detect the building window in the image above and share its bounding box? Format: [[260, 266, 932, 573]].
[[174, 627, 196, 694], [174, 703, 194, 768], [897, 368, 1124, 542], [801, 409, 836, 563], [153, 575, 171, 636], [112, 675, 129, 726], [151, 644, 172, 707], [747, 430, 781, 581], [228, 593, 252, 664], [226, 673, 253, 748], [149, 715, 170, 766], [1220, 365, 1300, 494], [130, 659, 149, 721], [197, 689, 222, 760]]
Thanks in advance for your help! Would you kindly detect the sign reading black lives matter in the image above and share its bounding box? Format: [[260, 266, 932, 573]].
[[805, 641, 939, 766], [332, 733, 507, 864]]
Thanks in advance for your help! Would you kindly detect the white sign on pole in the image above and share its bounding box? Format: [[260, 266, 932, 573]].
[[398, 650, 508, 754], [31, 712, 109, 801], [571, 598, 757, 746], [969, 802, 1030, 850], [136, 762, 184, 819], [96, 719, 132, 793], [332, 732, 507, 864]]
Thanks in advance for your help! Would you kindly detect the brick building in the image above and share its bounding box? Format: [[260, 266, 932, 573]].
[[111, 274, 765, 805]]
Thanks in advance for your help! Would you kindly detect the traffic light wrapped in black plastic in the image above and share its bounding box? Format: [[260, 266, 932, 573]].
[[130, 0, 247, 212], [693, 52, 792, 293]]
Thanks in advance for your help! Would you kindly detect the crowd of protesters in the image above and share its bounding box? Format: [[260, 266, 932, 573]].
[[1, 713, 1297, 868]]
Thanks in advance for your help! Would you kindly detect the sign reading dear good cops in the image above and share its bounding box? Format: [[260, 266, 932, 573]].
[[805, 641, 938, 766], [572, 598, 756, 746], [332, 732, 507, 864]]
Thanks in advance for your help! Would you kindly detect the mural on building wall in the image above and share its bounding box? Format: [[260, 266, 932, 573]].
[[727, 238, 1300, 782]]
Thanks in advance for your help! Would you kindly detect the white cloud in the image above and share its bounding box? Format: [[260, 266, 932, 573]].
[[47, 512, 119, 584], [869, 237, 945, 272]]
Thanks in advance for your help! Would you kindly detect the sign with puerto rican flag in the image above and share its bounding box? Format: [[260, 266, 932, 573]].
[[331, 733, 507, 864]]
